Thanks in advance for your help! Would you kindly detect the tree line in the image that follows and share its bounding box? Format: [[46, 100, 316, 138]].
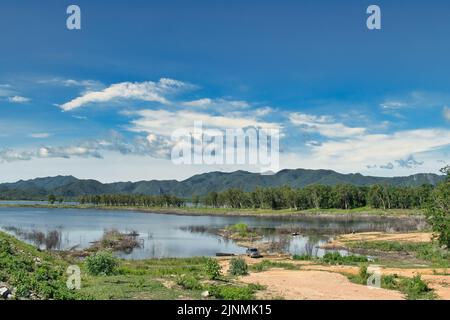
[[78, 194, 185, 207], [78, 183, 436, 211], [198, 184, 434, 210]]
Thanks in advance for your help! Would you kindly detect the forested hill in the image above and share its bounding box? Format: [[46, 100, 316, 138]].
[[0, 169, 444, 200]]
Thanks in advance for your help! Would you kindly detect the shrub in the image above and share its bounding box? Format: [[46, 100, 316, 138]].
[[85, 251, 118, 276], [229, 223, 248, 233], [292, 254, 313, 260], [209, 285, 254, 300], [381, 274, 398, 289], [205, 258, 221, 280], [251, 260, 298, 272], [400, 275, 435, 300], [321, 252, 368, 265], [176, 275, 203, 290], [0, 239, 13, 255], [229, 258, 248, 276]]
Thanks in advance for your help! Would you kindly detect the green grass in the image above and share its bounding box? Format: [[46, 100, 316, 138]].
[[250, 260, 300, 272], [321, 252, 370, 265], [292, 252, 370, 265], [0, 231, 87, 300], [348, 265, 437, 300], [0, 231, 264, 300], [347, 241, 450, 267]]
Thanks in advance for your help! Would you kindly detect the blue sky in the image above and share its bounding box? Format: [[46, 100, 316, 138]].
[[0, 0, 449, 182]]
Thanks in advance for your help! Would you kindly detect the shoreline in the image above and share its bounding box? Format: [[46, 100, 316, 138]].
[[0, 203, 426, 222]]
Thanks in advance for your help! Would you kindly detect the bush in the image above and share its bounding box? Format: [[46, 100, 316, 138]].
[[85, 251, 118, 276], [251, 260, 298, 272], [229, 258, 248, 276], [321, 252, 369, 265], [209, 285, 254, 300], [0, 239, 13, 255], [176, 275, 203, 290], [292, 254, 313, 260], [400, 275, 435, 300], [205, 258, 221, 280]]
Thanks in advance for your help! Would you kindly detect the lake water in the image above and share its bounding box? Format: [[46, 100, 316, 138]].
[[0, 206, 423, 259]]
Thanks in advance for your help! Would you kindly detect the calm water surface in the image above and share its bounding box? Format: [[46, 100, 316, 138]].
[[0, 206, 422, 259]]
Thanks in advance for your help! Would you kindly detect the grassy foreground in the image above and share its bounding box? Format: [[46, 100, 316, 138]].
[[0, 231, 263, 300]]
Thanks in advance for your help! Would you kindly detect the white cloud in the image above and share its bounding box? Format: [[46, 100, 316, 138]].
[[0, 132, 173, 163], [38, 78, 104, 91], [309, 128, 450, 166], [126, 109, 280, 137], [60, 78, 190, 111], [29, 133, 50, 139], [8, 96, 30, 103], [289, 112, 366, 138], [182, 98, 250, 110], [182, 98, 213, 108], [380, 101, 407, 110], [0, 84, 14, 96], [443, 106, 450, 121]]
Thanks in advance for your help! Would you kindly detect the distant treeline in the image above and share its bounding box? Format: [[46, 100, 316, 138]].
[[198, 184, 434, 210], [79, 194, 185, 207], [78, 183, 435, 210]]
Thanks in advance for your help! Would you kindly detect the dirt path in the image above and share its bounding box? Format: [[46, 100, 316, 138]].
[[240, 269, 404, 300], [219, 255, 450, 300]]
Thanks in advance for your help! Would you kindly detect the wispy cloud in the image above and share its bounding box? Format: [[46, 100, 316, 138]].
[[182, 98, 250, 110], [380, 101, 407, 110], [0, 84, 14, 96], [8, 96, 31, 103], [38, 78, 104, 91], [379, 162, 394, 170], [309, 128, 450, 167], [444, 106, 450, 121], [395, 155, 424, 168], [0, 132, 173, 163], [289, 112, 366, 138], [60, 78, 191, 111], [29, 133, 50, 139]]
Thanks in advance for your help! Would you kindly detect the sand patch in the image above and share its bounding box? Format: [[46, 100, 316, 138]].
[[240, 269, 404, 300]]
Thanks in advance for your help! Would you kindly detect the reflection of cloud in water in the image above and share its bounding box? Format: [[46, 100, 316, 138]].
[[0, 207, 425, 259]]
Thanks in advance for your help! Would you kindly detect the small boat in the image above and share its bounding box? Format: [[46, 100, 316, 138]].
[[292, 232, 300, 236]]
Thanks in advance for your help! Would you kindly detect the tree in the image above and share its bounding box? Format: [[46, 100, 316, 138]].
[[192, 194, 200, 207], [425, 166, 450, 247], [48, 194, 56, 204]]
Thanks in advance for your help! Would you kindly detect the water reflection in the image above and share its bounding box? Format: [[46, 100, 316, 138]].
[[0, 206, 425, 259]]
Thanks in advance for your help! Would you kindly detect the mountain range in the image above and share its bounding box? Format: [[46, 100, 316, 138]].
[[0, 169, 444, 200]]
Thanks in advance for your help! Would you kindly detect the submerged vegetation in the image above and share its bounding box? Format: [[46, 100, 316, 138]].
[[90, 229, 141, 253]]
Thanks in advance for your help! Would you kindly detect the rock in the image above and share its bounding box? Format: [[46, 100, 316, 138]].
[[201, 290, 210, 298], [0, 287, 11, 299]]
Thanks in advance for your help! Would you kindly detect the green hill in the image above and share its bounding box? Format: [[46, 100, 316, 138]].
[[0, 169, 444, 200]]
